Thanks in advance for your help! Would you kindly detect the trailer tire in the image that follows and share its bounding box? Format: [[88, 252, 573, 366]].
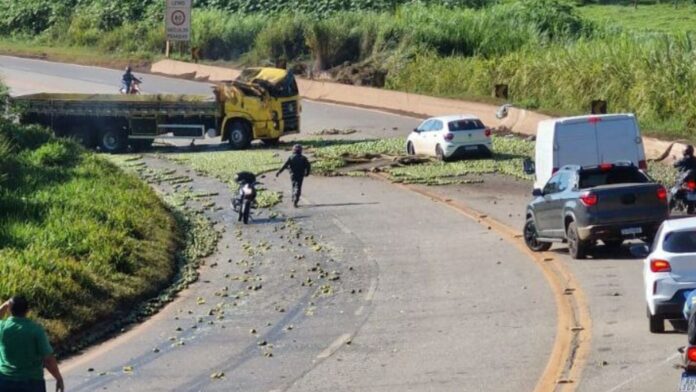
[[99, 129, 128, 153], [68, 127, 97, 149], [227, 121, 252, 150]]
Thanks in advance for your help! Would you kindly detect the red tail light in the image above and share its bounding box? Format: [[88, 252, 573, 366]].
[[639, 160, 647, 170], [579, 192, 598, 207], [657, 186, 668, 202], [444, 133, 454, 141], [687, 181, 696, 191], [588, 117, 602, 124], [484, 128, 492, 138], [599, 163, 613, 172], [650, 259, 671, 273], [688, 347, 696, 362]]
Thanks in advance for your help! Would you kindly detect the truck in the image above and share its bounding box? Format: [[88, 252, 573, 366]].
[[523, 162, 669, 259], [525, 114, 647, 191], [12, 67, 301, 153]]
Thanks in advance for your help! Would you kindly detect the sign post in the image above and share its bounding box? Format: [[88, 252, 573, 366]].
[[165, 0, 191, 57]]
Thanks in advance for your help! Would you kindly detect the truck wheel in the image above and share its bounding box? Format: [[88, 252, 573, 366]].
[[227, 121, 251, 150], [648, 307, 664, 333], [523, 218, 552, 252], [99, 129, 127, 153], [67, 127, 97, 149], [262, 138, 280, 147], [131, 139, 154, 151], [567, 221, 588, 259]]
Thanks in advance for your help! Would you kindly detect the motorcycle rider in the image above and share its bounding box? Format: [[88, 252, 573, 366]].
[[672, 145, 696, 207], [276, 144, 311, 208], [121, 66, 141, 94]]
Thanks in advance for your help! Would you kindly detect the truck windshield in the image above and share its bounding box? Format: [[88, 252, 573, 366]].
[[448, 119, 484, 131], [663, 230, 696, 253], [579, 167, 648, 188], [265, 73, 299, 98]]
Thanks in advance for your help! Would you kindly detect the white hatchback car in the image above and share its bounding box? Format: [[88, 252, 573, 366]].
[[406, 115, 492, 161], [638, 217, 696, 333]]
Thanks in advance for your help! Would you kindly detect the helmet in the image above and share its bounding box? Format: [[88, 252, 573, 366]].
[[293, 144, 303, 154], [685, 145, 694, 157]]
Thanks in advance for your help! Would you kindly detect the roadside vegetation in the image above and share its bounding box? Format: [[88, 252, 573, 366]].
[[0, 83, 183, 350], [3, 0, 696, 140]]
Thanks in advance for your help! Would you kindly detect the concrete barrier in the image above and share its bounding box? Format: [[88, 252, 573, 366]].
[[150, 59, 685, 162]]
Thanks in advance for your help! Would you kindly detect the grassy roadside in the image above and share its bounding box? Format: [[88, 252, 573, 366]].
[[0, 117, 182, 351]]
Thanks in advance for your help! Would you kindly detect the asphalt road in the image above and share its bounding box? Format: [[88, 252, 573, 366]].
[[0, 55, 686, 391]]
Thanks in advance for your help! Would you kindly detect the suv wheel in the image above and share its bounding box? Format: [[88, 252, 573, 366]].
[[523, 218, 552, 252], [567, 221, 588, 259], [648, 307, 664, 333]]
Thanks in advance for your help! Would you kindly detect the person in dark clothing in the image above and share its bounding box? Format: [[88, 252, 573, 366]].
[[121, 66, 141, 94], [675, 145, 696, 174], [276, 144, 311, 208]]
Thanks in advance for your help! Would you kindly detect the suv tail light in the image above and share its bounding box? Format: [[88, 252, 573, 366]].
[[657, 186, 668, 202], [650, 259, 671, 273], [688, 347, 696, 362], [579, 192, 598, 207], [484, 128, 492, 138], [639, 160, 647, 170], [444, 133, 454, 141]]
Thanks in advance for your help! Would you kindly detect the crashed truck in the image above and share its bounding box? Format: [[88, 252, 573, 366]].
[[12, 67, 301, 152]]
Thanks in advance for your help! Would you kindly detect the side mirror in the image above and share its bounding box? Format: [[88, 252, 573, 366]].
[[532, 188, 543, 197], [629, 244, 650, 258], [523, 158, 536, 175], [413, 128, 421, 133]]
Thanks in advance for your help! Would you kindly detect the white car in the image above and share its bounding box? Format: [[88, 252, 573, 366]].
[[639, 217, 696, 333], [406, 115, 492, 161]]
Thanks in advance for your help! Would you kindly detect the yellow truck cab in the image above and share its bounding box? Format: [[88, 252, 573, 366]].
[[13, 67, 301, 152], [217, 67, 301, 149]]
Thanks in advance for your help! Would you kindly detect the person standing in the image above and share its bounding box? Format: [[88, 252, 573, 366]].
[[0, 296, 64, 392], [276, 144, 311, 208]]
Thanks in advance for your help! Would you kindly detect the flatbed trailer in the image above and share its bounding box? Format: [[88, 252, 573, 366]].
[[13, 67, 301, 152]]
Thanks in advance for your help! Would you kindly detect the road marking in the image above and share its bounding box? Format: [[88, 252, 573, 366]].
[[604, 352, 680, 392], [332, 217, 353, 235], [365, 278, 378, 302], [368, 173, 592, 392], [317, 333, 352, 359]]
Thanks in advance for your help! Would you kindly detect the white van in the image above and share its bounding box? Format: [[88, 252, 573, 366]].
[[529, 113, 647, 190]]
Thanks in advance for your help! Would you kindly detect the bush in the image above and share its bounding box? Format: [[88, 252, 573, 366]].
[[31, 140, 81, 167]]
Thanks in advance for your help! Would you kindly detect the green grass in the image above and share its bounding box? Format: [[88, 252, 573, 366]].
[[166, 149, 284, 207], [577, 3, 696, 34], [0, 121, 178, 348]]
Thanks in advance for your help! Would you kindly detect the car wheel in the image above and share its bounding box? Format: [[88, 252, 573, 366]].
[[567, 221, 588, 259], [435, 144, 446, 162], [407, 142, 415, 156], [648, 307, 664, 333], [603, 239, 623, 249], [523, 218, 552, 252]]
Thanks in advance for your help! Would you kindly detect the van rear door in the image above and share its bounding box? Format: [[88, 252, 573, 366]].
[[595, 116, 642, 166], [554, 121, 600, 170]]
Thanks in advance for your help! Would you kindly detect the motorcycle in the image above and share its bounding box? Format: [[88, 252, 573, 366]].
[[120, 78, 142, 95], [231, 171, 258, 224], [670, 169, 696, 215]]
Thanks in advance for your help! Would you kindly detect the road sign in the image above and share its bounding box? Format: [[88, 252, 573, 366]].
[[166, 0, 191, 42]]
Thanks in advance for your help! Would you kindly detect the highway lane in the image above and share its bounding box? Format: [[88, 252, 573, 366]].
[[2, 55, 677, 391]]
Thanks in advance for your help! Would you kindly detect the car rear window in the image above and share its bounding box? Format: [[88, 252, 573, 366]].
[[448, 119, 484, 131], [663, 230, 696, 253], [579, 167, 648, 188]]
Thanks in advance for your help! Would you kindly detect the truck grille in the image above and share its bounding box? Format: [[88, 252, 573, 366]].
[[282, 101, 299, 133]]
